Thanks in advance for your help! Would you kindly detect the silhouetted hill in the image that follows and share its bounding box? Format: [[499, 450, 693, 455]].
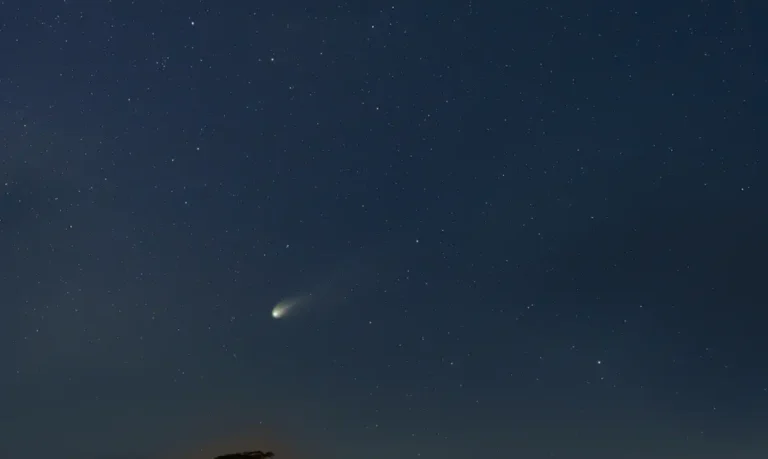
[[214, 451, 274, 459]]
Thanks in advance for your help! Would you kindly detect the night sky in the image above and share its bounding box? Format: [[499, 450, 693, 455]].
[[1, 1, 766, 458]]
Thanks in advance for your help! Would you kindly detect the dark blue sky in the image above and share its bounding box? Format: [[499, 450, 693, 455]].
[[1, 1, 766, 458]]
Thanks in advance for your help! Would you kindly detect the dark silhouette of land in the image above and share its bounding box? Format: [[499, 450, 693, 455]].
[[214, 451, 274, 459]]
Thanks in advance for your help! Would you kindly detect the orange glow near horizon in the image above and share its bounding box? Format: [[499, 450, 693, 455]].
[[160, 425, 306, 459]]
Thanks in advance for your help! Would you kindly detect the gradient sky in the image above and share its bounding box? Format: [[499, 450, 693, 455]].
[[1, 1, 766, 458]]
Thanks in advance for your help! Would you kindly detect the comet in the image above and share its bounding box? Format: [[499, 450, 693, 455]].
[[271, 296, 304, 319]]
